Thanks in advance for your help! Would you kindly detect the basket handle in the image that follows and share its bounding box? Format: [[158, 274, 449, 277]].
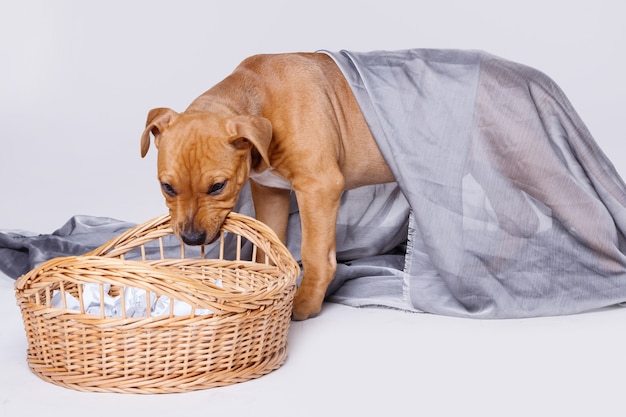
[[88, 212, 300, 277]]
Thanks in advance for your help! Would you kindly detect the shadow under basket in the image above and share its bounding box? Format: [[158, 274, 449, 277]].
[[14, 212, 300, 394]]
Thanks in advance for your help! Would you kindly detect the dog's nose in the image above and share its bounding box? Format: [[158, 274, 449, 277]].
[[180, 230, 207, 246]]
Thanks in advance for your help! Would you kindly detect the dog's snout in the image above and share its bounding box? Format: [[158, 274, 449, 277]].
[[180, 229, 207, 246]]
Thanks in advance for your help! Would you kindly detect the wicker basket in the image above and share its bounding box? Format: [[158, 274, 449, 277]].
[[14, 212, 300, 394]]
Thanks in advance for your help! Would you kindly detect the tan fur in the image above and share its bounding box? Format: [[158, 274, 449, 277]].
[[141, 53, 394, 320]]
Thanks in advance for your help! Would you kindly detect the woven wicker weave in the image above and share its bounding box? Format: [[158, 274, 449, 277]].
[[14, 212, 300, 394]]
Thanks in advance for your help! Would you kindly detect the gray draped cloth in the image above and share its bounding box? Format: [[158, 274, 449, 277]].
[[3, 48, 626, 319], [0, 183, 413, 311], [322, 48, 626, 318]]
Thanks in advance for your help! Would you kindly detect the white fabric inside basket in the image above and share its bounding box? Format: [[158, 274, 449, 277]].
[[51, 280, 222, 318]]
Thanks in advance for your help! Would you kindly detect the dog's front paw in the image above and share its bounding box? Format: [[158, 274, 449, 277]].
[[291, 288, 324, 321]]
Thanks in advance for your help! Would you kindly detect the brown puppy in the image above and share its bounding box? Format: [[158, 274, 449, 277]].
[[141, 53, 394, 320]]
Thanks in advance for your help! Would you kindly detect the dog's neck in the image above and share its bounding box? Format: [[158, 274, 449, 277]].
[[185, 68, 265, 116], [185, 93, 254, 116]]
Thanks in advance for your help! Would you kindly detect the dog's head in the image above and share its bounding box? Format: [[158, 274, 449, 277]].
[[141, 108, 272, 245]]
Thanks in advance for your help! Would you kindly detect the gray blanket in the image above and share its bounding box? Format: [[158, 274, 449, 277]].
[[4, 49, 626, 319], [322, 49, 626, 318], [1, 183, 413, 310]]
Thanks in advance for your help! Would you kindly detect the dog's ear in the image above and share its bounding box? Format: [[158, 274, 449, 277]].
[[226, 115, 273, 166], [141, 108, 179, 158]]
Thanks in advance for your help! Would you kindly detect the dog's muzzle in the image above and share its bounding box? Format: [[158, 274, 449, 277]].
[[180, 229, 207, 246]]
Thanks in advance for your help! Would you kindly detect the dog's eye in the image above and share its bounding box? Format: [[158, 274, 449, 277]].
[[208, 181, 227, 195], [161, 183, 177, 197]]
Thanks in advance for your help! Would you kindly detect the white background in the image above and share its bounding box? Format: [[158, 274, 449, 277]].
[[1, 1, 626, 416], [1, 0, 624, 232]]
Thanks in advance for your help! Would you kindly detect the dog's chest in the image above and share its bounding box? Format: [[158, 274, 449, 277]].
[[249, 168, 292, 190]]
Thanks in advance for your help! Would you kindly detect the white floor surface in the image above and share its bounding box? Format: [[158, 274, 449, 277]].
[[3, 270, 626, 417]]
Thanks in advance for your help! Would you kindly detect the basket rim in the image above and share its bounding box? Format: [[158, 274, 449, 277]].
[[15, 254, 293, 315], [15, 212, 301, 317]]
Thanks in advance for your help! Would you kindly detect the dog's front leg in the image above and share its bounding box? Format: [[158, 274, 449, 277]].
[[249, 178, 291, 247], [291, 185, 343, 320]]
